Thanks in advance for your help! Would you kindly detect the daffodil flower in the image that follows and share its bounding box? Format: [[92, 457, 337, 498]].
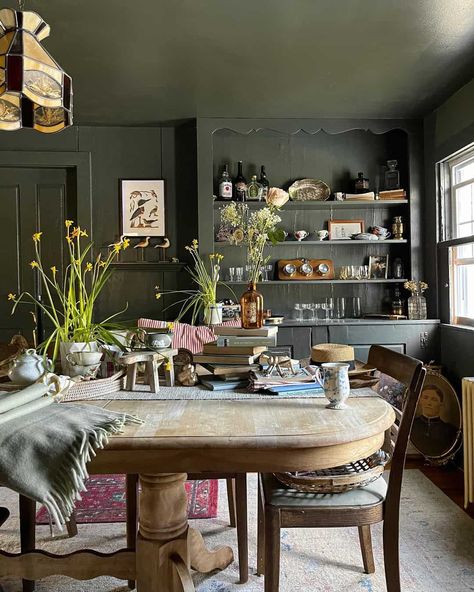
[[50, 266, 57, 275], [65, 220, 74, 228], [32, 232, 42, 242], [155, 293, 161, 300], [30, 260, 39, 268], [113, 243, 121, 253], [166, 322, 174, 331], [99, 261, 106, 268], [123, 238, 130, 249], [71, 227, 80, 238], [7, 293, 16, 301], [80, 229, 88, 237], [164, 361, 172, 372], [85, 262, 93, 272]]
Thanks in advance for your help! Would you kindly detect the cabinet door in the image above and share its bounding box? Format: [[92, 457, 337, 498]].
[[352, 344, 405, 363], [328, 323, 440, 362], [277, 327, 312, 359]]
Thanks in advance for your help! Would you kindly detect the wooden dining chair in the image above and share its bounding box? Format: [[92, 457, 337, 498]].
[[257, 345, 426, 592]]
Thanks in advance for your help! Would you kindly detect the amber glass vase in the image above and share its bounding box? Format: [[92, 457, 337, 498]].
[[240, 282, 264, 329]]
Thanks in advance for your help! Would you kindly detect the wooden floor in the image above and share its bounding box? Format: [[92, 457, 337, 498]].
[[406, 458, 474, 518]]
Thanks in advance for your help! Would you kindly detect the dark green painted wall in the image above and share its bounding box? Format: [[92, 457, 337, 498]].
[[423, 78, 474, 386], [0, 124, 197, 330]]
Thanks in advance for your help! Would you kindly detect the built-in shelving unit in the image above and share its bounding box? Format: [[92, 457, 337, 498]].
[[197, 117, 424, 317], [215, 239, 408, 247], [226, 279, 407, 285], [213, 199, 409, 209]]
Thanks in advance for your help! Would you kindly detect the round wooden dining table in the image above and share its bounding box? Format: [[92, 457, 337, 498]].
[[0, 395, 395, 591]]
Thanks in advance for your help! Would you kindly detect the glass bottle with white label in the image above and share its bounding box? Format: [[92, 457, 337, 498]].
[[247, 175, 263, 201], [218, 164, 233, 201]]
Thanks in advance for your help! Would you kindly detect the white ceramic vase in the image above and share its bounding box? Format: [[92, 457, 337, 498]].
[[203, 303, 223, 325], [316, 362, 351, 409]]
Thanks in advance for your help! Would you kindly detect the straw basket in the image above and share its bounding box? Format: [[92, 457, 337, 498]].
[[274, 449, 391, 494], [64, 370, 125, 402]]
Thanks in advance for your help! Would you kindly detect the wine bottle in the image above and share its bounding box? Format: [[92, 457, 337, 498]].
[[354, 171, 369, 194], [218, 164, 233, 201], [247, 175, 263, 201], [234, 161, 247, 201], [259, 165, 269, 200]]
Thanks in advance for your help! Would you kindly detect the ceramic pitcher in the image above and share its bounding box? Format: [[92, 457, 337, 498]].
[[316, 362, 350, 409]]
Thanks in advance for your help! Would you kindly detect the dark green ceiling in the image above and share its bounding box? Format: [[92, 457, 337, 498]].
[[12, 0, 474, 124]]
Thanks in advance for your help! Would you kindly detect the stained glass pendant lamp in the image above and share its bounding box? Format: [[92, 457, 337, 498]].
[[0, 1, 72, 133]]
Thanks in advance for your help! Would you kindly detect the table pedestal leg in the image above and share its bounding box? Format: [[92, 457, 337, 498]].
[[137, 473, 233, 592]]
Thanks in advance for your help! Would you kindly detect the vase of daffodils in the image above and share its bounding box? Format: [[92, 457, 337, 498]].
[[404, 280, 428, 320], [155, 240, 231, 325], [9, 221, 131, 374], [218, 191, 287, 328]]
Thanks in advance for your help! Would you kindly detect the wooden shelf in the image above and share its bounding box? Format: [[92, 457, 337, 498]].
[[225, 279, 407, 285], [213, 199, 408, 210], [215, 239, 408, 247]]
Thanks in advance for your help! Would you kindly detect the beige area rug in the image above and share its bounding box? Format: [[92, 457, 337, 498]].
[[0, 470, 473, 591]]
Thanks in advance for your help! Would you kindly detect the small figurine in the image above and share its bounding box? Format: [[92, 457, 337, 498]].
[[134, 236, 151, 249], [177, 363, 198, 386], [153, 237, 171, 250]]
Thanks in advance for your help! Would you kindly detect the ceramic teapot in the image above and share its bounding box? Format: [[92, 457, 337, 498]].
[[8, 349, 53, 385]]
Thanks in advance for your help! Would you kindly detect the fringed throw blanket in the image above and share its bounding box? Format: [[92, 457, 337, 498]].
[[0, 378, 142, 529]]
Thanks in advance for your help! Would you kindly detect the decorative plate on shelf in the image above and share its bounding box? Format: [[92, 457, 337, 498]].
[[289, 179, 330, 201]]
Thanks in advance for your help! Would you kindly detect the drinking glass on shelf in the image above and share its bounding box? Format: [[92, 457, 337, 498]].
[[235, 267, 244, 282], [310, 303, 320, 321], [335, 297, 346, 320], [339, 266, 350, 280], [245, 264, 252, 281], [352, 297, 362, 318], [360, 265, 370, 280], [294, 303, 304, 321], [261, 264, 273, 281], [228, 267, 236, 282], [351, 265, 362, 280], [321, 298, 334, 322], [303, 303, 316, 321]]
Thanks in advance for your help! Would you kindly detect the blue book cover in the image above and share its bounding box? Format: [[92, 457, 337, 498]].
[[200, 378, 249, 391]]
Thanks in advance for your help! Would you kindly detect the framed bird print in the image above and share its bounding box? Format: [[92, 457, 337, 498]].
[[120, 179, 165, 237]]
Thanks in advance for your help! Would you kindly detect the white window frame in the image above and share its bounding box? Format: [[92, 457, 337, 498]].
[[438, 143, 474, 328]]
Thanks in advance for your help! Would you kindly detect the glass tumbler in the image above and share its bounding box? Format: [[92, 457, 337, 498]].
[[335, 297, 346, 319], [352, 297, 362, 318]]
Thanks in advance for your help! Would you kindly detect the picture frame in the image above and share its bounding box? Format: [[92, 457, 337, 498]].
[[120, 179, 165, 237], [328, 219, 364, 240], [368, 255, 389, 279]]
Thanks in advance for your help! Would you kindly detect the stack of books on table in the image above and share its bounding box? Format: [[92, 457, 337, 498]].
[[378, 189, 407, 200], [249, 366, 323, 394], [195, 326, 279, 390]]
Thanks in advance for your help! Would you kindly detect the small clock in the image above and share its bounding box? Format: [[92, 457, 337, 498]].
[[283, 263, 297, 276], [316, 263, 330, 275], [299, 262, 314, 276]]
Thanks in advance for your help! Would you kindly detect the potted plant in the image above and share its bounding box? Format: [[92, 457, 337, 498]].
[[218, 191, 286, 328], [155, 240, 233, 325], [9, 221, 131, 373]]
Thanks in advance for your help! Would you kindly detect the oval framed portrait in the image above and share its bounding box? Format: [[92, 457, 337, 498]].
[[410, 372, 462, 463]]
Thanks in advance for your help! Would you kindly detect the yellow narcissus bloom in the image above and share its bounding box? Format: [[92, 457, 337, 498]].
[[66, 235, 72, 243], [216, 253, 224, 262], [164, 361, 172, 372], [65, 220, 74, 228], [191, 239, 199, 249], [155, 293, 161, 300], [166, 322, 174, 331], [85, 262, 93, 272], [80, 229, 88, 237], [32, 232, 42, 242], [99, 261, 106, 268], [7, 293, 16, 301], [71, 227, 81, 238], [113, 243, 121, 253], [50, 266, 57, 275], [122, 238, 130, 249], [30, 260, 39, 268]]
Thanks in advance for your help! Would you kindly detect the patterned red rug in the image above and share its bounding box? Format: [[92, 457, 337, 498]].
[[36, 475, 218, 524]]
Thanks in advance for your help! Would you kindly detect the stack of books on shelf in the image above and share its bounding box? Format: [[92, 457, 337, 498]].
[[344, 191, 375, 201], [195, 325, 279, 391], [378, 189, 406, 200]]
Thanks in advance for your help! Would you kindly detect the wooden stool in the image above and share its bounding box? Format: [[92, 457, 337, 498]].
[[121, 352, 164, 393]]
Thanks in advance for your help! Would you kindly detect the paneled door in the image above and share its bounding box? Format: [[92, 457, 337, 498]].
[[0, 167, 74, 343]]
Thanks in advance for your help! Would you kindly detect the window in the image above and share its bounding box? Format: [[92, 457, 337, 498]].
[[440, 144, 474, 327]]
